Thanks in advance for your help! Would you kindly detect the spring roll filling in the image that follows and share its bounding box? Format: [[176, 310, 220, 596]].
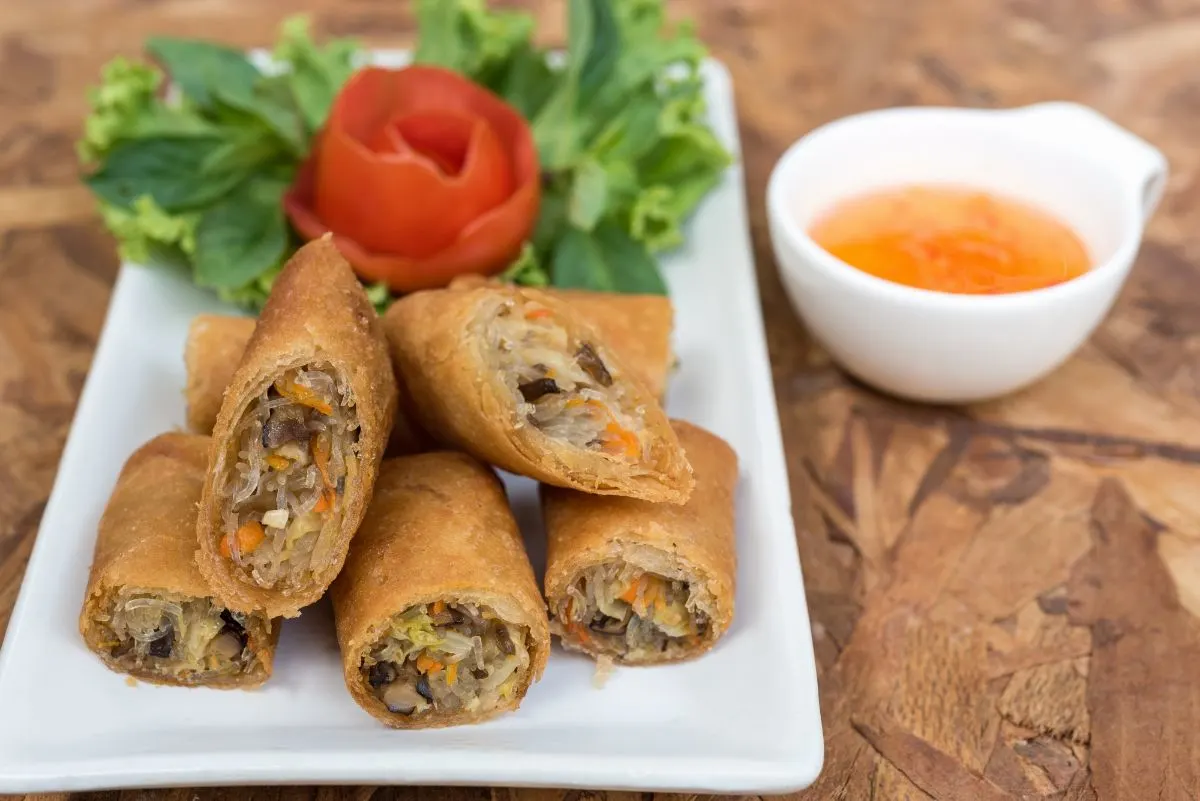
[[92, 590, 263, 679], [555, 561, 712, 659], [489, 299, 647, 460], [361, 602, 531, 717], [222, 365, 359, 591]]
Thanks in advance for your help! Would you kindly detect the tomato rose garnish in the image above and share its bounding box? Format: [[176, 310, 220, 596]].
[[283, 65, 540, 292]]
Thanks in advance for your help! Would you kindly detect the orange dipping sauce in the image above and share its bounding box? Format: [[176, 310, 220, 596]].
[[808, 186, 1090, 294]]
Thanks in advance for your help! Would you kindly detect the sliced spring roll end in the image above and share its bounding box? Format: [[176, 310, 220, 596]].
[[547, 543, 731, 665], [197, 236, 397, 619], [478, 290, 693, 502], [200, 357, 362, 617], [349, 597, 546, 729], [80, 585, 275, 688]]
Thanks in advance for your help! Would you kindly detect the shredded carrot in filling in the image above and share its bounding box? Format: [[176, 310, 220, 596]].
[[311, 430, 334, 493], [220, 521, 265, 559], [618, 577, 643, 604], [601, 422, 640, 458], [274, 376, 334, 416], [416, 653, 444, 675]]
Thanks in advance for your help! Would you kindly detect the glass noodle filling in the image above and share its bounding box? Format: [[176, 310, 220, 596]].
[[490, 299, 647, 459], [557, 562, 711, 659], [362, 602, 530, 717], [94, 590, 256, 679], [223, 365, 358, 591]]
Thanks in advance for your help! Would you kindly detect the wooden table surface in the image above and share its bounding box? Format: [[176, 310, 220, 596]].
[[3, 0, 1199, 799]]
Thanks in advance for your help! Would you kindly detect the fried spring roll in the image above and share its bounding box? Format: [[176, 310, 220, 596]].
[[543, 421, 737, 664], [79, 433, 277, 687], [383, 285, 693, 504], [448, 276, 675, 398], [332, 452, 549, 728], [197, 236, 398, 618]]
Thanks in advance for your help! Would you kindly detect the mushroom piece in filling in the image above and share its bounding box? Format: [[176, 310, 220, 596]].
[[96, 591, 257, 680], [489, 299, 647, 460], [361, 602, 531, 717], [222, 365, 359, 591], [555, 562, 711, 660]]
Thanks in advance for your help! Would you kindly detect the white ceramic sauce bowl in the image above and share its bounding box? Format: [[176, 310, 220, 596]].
[[766, 102, 1168, 403]]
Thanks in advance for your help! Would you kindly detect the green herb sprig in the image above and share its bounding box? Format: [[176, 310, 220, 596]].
[[415, 0, 732, 294], [80, 1, 730, 309]]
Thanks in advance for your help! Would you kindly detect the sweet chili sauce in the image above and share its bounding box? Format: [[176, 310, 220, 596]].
[[808, 186, 1090, 294]]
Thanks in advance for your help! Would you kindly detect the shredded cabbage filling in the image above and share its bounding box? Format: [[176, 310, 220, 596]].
[[489, 299, 647, 460], [361, 602, 531, 717], [222, 365, 358, 591], [554, 562, 710, 660], [94, 590, 256, 680]]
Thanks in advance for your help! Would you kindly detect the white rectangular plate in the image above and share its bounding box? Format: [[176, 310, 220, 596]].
[[0, 56, 823, 793]]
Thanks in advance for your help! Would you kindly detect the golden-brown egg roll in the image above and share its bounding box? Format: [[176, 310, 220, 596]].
[[196, 235, 398, 618], [449, 276, 675, 399], [79, 433, 278, 687], [543, 420, 737, 664], [382, 285, 693, 504], [331, 452, 549, 728]]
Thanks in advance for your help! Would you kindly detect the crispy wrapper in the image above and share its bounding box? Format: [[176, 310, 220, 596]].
[[196, 236, 398, 618], [184, 315, 256, 434], [79, 433, 278, 687], [183, 313, 426, 454], [382, 284, 692, 503], [331, 452, 549, 728], [449, 276, 675, 398], [542, 420, 737, 664]]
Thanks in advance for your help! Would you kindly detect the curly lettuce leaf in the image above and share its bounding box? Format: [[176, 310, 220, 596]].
[[414, 0, 534, 91], [97, 195, 198, 266], [78, 58, 217, 165]]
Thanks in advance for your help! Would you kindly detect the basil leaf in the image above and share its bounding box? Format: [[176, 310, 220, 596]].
[[567, 158, 608, 231], [145, 37, 259, 109], [532, 0, 607, 170], [551, 225, 608, 290], [194, 178, 289, 289], [215, 77, 307, 156], [586, 88, 661, 163], [272, 16, 358, 134], [85, 136, 242, 212], [551, 221, 666, 295], [532, 183, 568, 254], [499, 42, 559, 119], [592, 220, 667, 294], [576, 0, 620, 105]]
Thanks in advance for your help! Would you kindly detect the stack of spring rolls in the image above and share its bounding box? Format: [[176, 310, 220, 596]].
[[79, 235, 739, 729]]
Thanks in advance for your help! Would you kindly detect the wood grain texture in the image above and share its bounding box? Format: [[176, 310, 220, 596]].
[[2, 0, 1200, 798]]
